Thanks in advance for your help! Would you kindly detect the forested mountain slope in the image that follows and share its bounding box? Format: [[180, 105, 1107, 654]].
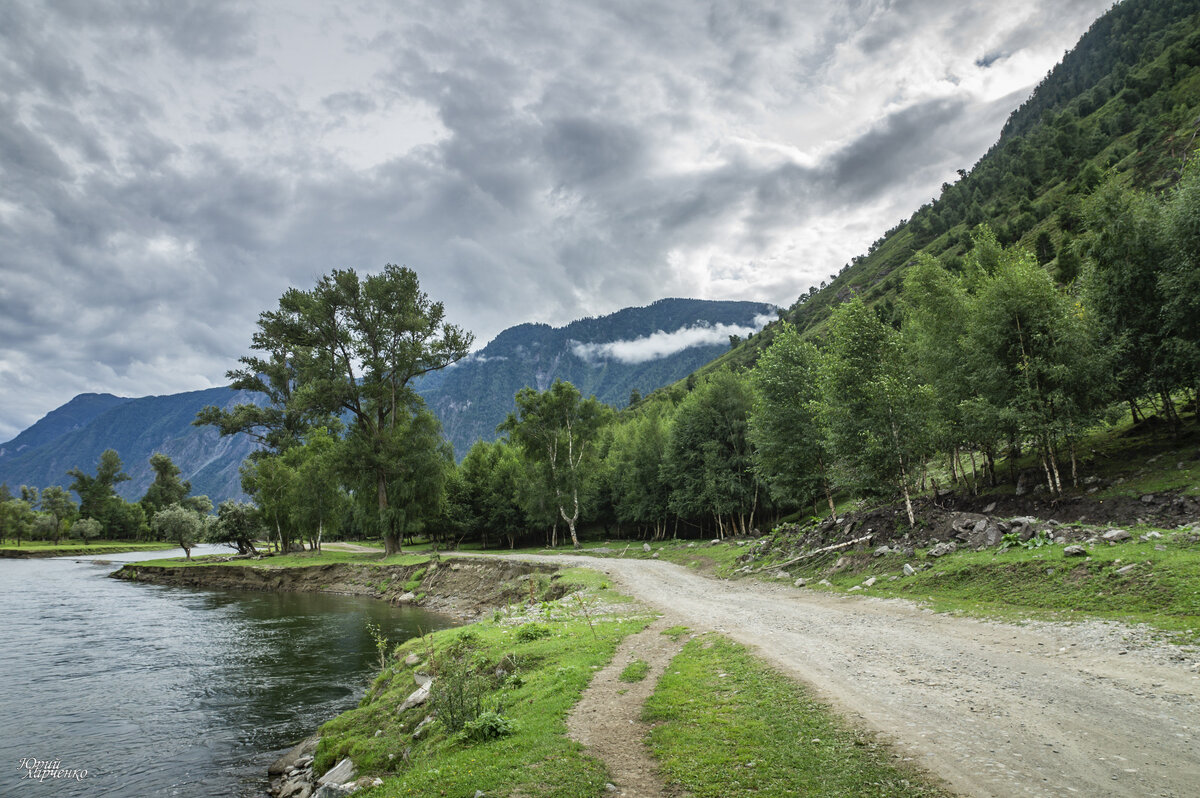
[[688, 0, 1200, 381]]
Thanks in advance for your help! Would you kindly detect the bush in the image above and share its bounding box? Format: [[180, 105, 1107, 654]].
[[430, 654, 489, 732], [462, 710, 516, 742], [515, 623, 551, 642]]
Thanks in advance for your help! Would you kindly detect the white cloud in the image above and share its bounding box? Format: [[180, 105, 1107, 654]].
[[572, 316, 773, 364]]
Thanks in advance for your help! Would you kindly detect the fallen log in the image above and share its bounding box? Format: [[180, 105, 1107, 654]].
[[753, 533, 873, 573]]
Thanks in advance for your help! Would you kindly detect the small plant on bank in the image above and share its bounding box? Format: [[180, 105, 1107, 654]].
[[430, 648, 490, 733], [462, 709, 517, 742], [515, 622, 551, 642], [366, 621, 390, 671]]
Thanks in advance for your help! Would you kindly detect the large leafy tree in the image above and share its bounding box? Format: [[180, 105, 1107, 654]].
[[140, 453, 192, 518], [67, 449, 129, 519], [0, 499, 35, 546], [207, 500, 262, 555], [500, 380, 609, 548], [151, 504, 205, 560], [819, 298, 932, 526], [664, 371, 761, 538], [605, 408, 673, 539], [749, 323, 836, 519], [282, 426, 348, 552], [223, 265, 472, 555], [38, 486, 78, 544]]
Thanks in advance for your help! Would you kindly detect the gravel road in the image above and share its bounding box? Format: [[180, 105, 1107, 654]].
[[481, 553, 1200, 798]]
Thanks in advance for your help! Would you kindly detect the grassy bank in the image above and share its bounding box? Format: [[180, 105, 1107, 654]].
[[317, 570, 651, 798], [133, 549, 432, 568], [0, 540, 176, 558]]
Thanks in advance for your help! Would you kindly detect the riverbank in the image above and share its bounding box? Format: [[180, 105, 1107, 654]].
[[112, 555, 563, 620], [117, 554, 953, 797], [0, 540, 176, 558]]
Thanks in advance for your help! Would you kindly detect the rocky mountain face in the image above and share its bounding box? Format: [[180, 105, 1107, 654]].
[[0, 298, 773, 503]]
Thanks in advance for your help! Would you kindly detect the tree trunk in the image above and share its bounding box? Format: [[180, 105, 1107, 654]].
[[968, 449, 979, 495], [380, 473, 402, 556]]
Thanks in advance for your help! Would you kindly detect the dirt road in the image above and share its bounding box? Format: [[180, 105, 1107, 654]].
[[480, 553, 1200, 798]]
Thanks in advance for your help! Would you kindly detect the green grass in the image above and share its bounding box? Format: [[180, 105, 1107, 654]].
[[0, 540, 176, 556], [660, 625, 691, 640], [785, 533, 1200, 642], [319, 601, 653, 798], [644, 635, 951, 798], [617, 659, 649, 683]]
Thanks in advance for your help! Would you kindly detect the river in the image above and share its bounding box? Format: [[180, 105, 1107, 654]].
[[0, 545, 455, 797]]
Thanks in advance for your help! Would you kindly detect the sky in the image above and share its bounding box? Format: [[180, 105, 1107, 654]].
[[0, 0, 1115, 442]]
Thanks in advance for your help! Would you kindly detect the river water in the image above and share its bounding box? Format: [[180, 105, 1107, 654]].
[[0, 546, 455, 797]]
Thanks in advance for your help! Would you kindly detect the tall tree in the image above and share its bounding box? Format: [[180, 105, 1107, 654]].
[[140, 453, 192, 518], [0, 499, 35, 546], [38, 486, 78, 544], [208, 500, 262, 555], [283, 426, 348, 552], [664, 371, 761, 537], [819, 298, 931, 526], [500, 381, 609, 548], [229, 265, 472, 554], [749, 323, 836, 519], [67, 449, 131, 536]]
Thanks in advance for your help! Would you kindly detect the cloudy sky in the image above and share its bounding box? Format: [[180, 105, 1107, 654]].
[[0, 0, 1114, 441]]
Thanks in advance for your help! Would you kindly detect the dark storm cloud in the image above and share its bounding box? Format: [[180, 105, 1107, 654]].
[[0, 0, 1116, 440]]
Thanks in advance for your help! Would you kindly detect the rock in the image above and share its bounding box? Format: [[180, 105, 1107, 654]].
[[398, 591, 417, 603], [652, 551, 660, 559], [412, 715, 434, 739], [686, 542, 696, 548], [793, 578, 807, 587], [818, 579, 832, 587], [968, 519, 1003, 549], [772, 570, 791, 580], [833, 556, 848, 570], [476, 791, 486, 797], [642, 543, 651, 553], [404, 652, 420, 666], [398, 681, 431, 712], [317, 758, 357, 787], [902, 563, 916, 577], [710, 539, 721, 546], [901, 546, 915, 558], [314, 785, 351, 798], [1054, 535, 1067, 545], [270, 735, 320, 776], [849, 585, 863, 592], [1063, 545, 1086, 556], [1102, 529, 1131, 542], [1140, 530, 1163, 541], [413, 671, 432, 687], [1115, 564, 1136, 575], [982, 502, 997, 513], [873, 545, 891, 557], [862, 576, 876, 587], [1140, 494, 1156, 504], [927, 542, 957, 558]]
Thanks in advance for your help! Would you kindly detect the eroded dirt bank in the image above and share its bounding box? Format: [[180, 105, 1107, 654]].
[[463, 552, 1200, 798], [111, 556, 560, 619]]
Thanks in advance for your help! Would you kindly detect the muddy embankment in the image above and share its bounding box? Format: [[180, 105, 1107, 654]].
[[111, 556, 564, 619]]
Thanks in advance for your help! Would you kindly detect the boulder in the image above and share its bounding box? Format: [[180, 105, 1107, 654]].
[[862, 576, 877, 587], [1063, 545, 1086, 557], [404, 652, 420, 666], [793, 577, 807, 588], [968, 519, 1003, 549], [317, 758, 357, 787], [642, 543, 651, 553], [1115, 564, 1136, 575], [1102, 529, 1131, 543], [927, 542, 957, 558], [902, 563, 916, 577], [270, 735, 320, 776], [398, 681, 431, 712], [873, 545, 891, 557]]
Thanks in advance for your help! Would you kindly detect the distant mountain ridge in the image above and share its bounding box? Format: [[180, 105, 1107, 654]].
[[416, 298, 775, 456], [0, 298, 773, 503]]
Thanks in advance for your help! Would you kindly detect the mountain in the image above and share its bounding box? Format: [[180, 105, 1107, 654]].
[[0, 298, 773, 502], [417, 298, 775, 456], [689, 0, 1200, 380], [0, 393, 131, 462], [0, 387, 263, 504]]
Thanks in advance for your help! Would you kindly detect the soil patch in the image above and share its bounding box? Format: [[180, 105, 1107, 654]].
[[567, 617, 687, 797]]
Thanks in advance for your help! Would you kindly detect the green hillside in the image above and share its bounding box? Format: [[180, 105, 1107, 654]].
[[686, 0, 1200, 381]]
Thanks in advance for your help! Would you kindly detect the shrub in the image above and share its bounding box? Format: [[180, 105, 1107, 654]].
[[515, 623, 551, 642], [462, 710, 516, 742]]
